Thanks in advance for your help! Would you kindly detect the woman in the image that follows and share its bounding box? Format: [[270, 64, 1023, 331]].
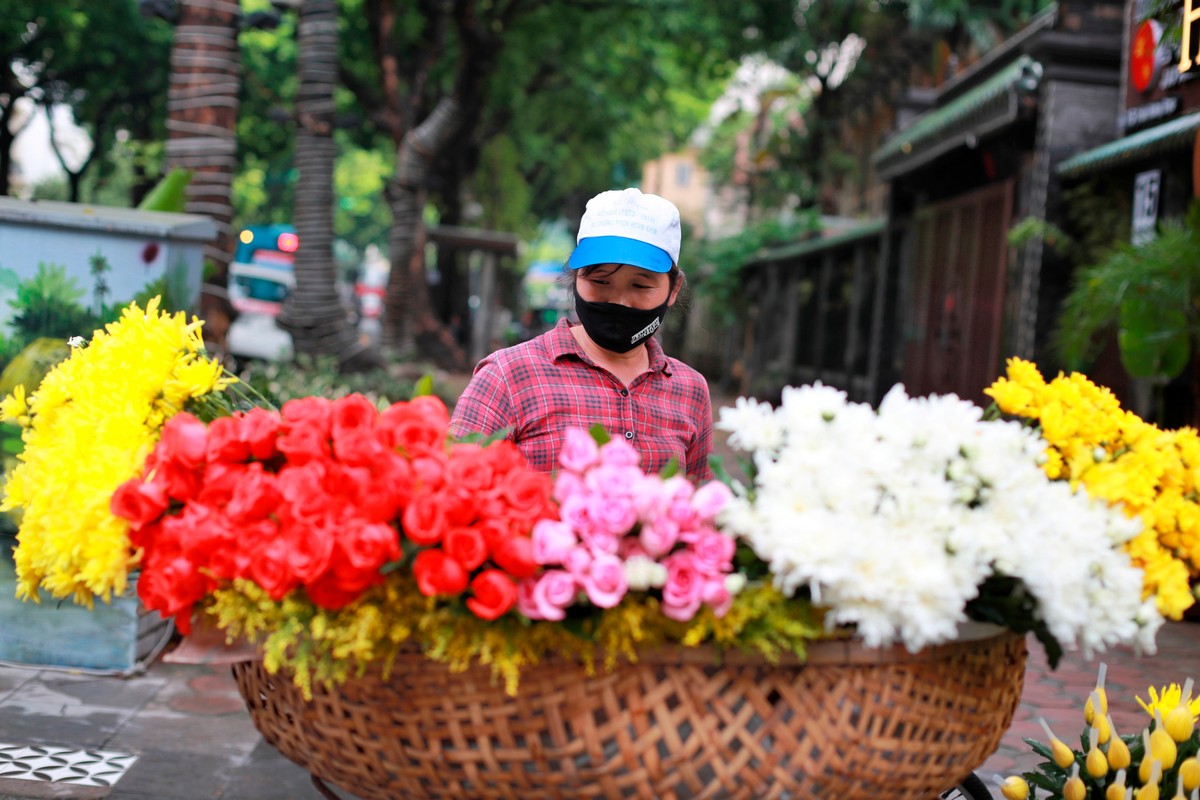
[[449, 188, 713, 480]]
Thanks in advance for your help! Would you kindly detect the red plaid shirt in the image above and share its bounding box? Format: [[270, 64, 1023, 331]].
[[450, 319, 713, 481]]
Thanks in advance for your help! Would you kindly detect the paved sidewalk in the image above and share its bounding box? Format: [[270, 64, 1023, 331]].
[[0, 620, 1197, 799]]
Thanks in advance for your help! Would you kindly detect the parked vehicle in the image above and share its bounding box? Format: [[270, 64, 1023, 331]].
[[226, 224, 297, 363]]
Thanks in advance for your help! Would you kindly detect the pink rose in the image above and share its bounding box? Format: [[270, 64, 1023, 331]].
[[702, 576, 733, 618], [559, 427, 599, 473], [662, 476, 699, 528], [690, 481, 733, 522], [632, 474, 668, 521], [559, 494, 593, 532], [587, 492, 638, 536], [690, 530, 735, 575], [584, 464, 642, 498], [553, 470, 587, 504], [532, 519, 577, 565], [562, 545, 593, 580], [661, 550, 704, 622], [583, 553, 628, 608], [577, 524, 621, 555], [638, 518, 680, 558], [526, 570, 578, 620], [598, 437, 640, 468]]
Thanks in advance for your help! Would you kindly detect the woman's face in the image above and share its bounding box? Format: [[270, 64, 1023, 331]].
[[576, 264, 679, 309]]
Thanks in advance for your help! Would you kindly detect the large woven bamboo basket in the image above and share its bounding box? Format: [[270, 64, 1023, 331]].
[[232, 624, 1027, 800]]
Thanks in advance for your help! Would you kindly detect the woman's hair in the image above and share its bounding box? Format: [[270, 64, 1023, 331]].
[[559, 261, 688, 297]]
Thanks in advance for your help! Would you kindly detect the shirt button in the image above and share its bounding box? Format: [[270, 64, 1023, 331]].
[[624, 431, 634, 440], [620, 389, 629, 396]]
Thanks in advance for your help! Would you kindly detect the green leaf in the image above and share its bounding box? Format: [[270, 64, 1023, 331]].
[[658, 455, 681, 478], [588, 424, 612, 446], [1117, 295, 1191, 379], [411, 374, 434, 398]]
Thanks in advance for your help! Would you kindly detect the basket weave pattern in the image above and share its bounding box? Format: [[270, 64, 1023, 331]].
[[232, 629, 1026, 800]]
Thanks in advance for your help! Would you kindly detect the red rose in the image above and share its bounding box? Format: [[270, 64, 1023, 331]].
[[475, 518, 511, 557], [356, 452, 413, 523], [167, 504, 231, 577], [305, 570, 366, 610], [333, 428, 389, 466], [492, 535, 538, 579], [480, 440, 525, 475], [466, 569, 518, 621], [277, 424, 332, 465], [332, 394, 378, 438], [223, 462, 281, 523], [501, 470, 554, 525], [401, 492, 447, 546], [240, 408, 281, 461], [282, 518, 336, 584], [196, 461, 244, 508], [412, 549, 468, 597], [410, 453, 447, 491], [409, 394, 450, 426], [156, 413, 209, 469], [111, 478, 169, 528], [440, 489, 479, 527], [445, 445, 494, 494], [343, 520, 401, 571], [206, 415, 250, 463], [137, 553, 209, 633], [250, 536, 299, 600], [379, 401, 447, 456], [281, 396, 333, 438], [443, 526, 487, 572]]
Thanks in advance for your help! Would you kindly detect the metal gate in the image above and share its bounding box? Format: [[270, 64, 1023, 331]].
[[903, 180, 1014, 403]]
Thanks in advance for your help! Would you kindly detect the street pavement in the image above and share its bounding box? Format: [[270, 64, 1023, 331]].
[[0, 620, 1197, 799]]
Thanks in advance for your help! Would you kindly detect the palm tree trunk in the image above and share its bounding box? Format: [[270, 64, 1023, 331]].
[[277, 0, 380, 371], [165, 0, 241, 274], [381, 96, 466, 365]]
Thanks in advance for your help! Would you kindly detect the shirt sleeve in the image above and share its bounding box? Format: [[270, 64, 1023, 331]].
[[449, 359, 516, 440], [686, 380, 714, 483]]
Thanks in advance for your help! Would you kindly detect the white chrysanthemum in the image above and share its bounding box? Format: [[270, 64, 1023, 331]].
[[718, 382, 1162, 657]]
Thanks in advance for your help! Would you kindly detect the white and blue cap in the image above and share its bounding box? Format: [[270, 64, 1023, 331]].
[[569, 188, 681, 273]]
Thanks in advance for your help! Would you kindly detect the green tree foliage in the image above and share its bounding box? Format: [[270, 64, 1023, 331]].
[[1, 0, 172, 202], [1055, 203, 1200, 382]]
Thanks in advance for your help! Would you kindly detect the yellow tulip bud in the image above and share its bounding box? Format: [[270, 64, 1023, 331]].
[[1065, 764, 1087, 800], [998, 775, 1030, 800], [1139, 782, 1162, 800], [1096, 711, 1113, 745], [1107, 768, 1128, 800], [1088, 742, 1110, 778], [1180, 757, 1200, 792], [1042, 718, 1077, 769], [1086, 665, 1110, 726], [1165, 705, 1196, 743], [1140, 759, 1163, 795], [1108, 720, 1132, 770], [1151, 712, 1179, 769]]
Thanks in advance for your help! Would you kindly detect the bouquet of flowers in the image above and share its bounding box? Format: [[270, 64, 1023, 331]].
[[0, 298, 1182, 700], [986, 357, 1200, 620], [715, 378, 1167, 665]]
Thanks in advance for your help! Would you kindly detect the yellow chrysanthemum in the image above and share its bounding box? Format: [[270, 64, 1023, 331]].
[[1138, 684, 1200, 724], [3, 297, 235, 606], [985, 358, 1199, 618]]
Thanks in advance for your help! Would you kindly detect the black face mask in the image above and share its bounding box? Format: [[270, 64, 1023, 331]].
[[573, 285, 669, 354]]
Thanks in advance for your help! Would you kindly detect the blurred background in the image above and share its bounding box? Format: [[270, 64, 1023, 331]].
[[0, 0, 1197, 433]]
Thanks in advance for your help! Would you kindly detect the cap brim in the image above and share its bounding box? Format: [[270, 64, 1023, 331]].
[[569, 236, 673, 273]]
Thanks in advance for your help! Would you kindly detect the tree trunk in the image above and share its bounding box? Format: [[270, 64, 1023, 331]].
[[277, 0, 381, 372], [381, 97, 469, 370], [164, 0, 242, 352]]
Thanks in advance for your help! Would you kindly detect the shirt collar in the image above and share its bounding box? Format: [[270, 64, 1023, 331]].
[[549, 318, 671, 375]]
